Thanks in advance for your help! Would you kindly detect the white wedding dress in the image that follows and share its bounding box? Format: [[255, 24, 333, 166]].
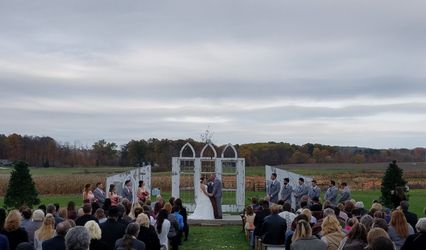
[[188, 184, 215, 220]]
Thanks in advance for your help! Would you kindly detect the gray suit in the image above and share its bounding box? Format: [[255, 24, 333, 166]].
[[212, 178, 223, 219], [308, 186, 321, 200], [294, 183, 309, 208], [93, 187, 106, 206], [325, 186, 338, 204], [280, 184, 293, 204], [122, 186, 133, 202], [268, 180, 281, 203], [339, 187, 351, 203]]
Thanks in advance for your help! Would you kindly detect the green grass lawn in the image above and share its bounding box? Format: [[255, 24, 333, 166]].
[[181, 226, 249, 250]]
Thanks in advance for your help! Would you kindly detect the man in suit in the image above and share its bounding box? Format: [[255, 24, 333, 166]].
[[280, 177, 293, 204], [122, 180, 133, 202], [75, 203, 98, 226], [339, 182, 351, 203], [207, 175, 218, 219], [100, 207, 126, 250], [42, 221, 71, 250], [308, 179, 321, 203], [325, 180, 338, 205], [93, 182, 106, 207], [268, 173, 280, 204], [294, 177, 309, 209], [261, 204, 287, 245], [210, 173, 223, 219]]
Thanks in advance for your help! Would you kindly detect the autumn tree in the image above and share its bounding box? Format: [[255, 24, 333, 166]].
[[4, 161, 40, 208]]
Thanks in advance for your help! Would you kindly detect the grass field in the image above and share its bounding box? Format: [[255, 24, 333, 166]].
[[181, 226, 249, 250]]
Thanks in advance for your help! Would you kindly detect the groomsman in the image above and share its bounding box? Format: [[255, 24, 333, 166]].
[[324, 180, 338, 205], [122, 180, 133, 202], [280, 177, 293, 204], [268, 173, 281, 204], [308, 179, 321, 202], [339, 182, 351, 203], [93, 182, 106, 207], [294, 178, 309, 209]]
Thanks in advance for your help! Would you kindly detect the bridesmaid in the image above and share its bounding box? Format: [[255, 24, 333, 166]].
[[83, 183, 95, 204], [109, 184, 120, 206], [137, 180, 150, 204]]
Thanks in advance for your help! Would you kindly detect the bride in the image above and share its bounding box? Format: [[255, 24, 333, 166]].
[[188, 177, 215, 220]]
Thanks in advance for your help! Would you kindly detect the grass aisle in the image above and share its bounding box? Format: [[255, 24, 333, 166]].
[[181, 226, 249, 250]]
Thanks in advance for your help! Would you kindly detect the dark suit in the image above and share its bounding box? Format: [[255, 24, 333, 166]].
[[93, 187, 106, 206], [89, 239, 109, 250], [122, 186, 133, 202], [268, 180, 281, 203], [42, 235, 66, 250], [75, 214, 98, 226], [403, 209, 418, 233], [138, 225, 161, 250], [212, 178, 223, 219], [115, 238, 146, 250], [261, 214, 287, 245], [100, 218, 126, 250]]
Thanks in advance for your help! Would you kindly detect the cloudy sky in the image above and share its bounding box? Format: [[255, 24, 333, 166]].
[[1, 0, 426, 149]]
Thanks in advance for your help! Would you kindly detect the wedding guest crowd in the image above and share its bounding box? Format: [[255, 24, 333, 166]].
[[243, 174, 425, 250], [0, 180, 191, 250]]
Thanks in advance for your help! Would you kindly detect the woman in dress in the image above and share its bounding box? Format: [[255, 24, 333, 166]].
[[137, 180, 150, 204], [188, 177, 215, 220], [108, 184, 119, 206], [83, 183, 95, 204]]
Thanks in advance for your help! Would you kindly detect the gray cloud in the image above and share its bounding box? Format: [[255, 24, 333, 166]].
[[1, 0, 426, 148]]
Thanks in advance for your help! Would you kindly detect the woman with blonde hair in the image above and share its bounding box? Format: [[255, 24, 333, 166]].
[[84, 220, 108, 250], [321, 215, 346, 250], [366, 227, 392, 249], [388, 210, 414, 249], [0, 210, 28, 250], [136, 213, 161, 250], [83, 183, 95, 204], [34, 213, 55, 250], [291, 220, 326, 250]]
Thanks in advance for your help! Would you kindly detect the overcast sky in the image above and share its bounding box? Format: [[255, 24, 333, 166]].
[[1, 0, 425, 149]]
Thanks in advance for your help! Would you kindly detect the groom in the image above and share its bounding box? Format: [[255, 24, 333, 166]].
[[208, 173, 223, 219]]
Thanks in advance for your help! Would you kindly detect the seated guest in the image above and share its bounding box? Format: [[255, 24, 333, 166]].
[[253, 200, 270, 239], [67, 201, 77, 220], [301, 209, 317, 225], [115, 223, 146, 250], [20, 207, 32, 229], [136, 213, 161, 250], [279, 203, 296, 231], [155, 209, 171, 250], [42, 221, 71, 250], [360, 215, 374, 233], [1, 210, 29, 250], [401, 217, 426, 250], [400, 200, 418, 232], [312, 208, 335, 236], [65, 226, 90, 250], [338, 223, 367, 250], [24, 209, 44, 245], [261, 204, 287, 245], [310, 197, 323, 212], [370, 236, 395, 250], [16, 242, 34, 250], [250, 197, 261, 212], [366, 228, 392, 250], [174, 198, 189, 241], [100, 207, 126, 250], [320, 215, 346, 250], [290, 219, 327, 250], [34, 214, 55, 250], [372, 218, 389, 232], [388, 210, 414, 249], [84, 220, 108, 250], [76, 203, 98, 226], [95, 208, 107, 224], [285, 214, 309, 250], [171, 206, 184, 245], [0, 232, 9, 250]]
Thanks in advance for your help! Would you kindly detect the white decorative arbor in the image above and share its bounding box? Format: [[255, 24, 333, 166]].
[[106, 165, 151, 202], [172, 142, 245, 212]]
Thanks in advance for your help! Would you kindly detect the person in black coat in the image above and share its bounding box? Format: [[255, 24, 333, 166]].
[[400, 200, 418, 233], [1, 210, 28, 250], [253, 200, 270, 238], [75, 203, 99, 226], [136, 213, 161, 250], [261, 204, 287, 245], [174, 198, 189, 241], [42, 221, 71, 250], [115, 223, 145, 250], [401, 218, 426, 250], [100, 207, 126, 250]]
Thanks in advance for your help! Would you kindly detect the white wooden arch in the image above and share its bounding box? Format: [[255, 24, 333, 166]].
[[172, 142, 245, 213], [179, 142, 196, 159]]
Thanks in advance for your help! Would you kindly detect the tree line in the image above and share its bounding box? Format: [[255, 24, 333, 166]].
[[0, 133, 425, 169]]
